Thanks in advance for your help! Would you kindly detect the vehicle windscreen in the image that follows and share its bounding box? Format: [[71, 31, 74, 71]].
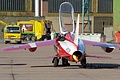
[[6, 27, 20, 33]]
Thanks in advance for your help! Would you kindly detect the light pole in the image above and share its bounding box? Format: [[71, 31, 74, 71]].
[[82, 0, 90, 33], [35, 0, 39, 17]]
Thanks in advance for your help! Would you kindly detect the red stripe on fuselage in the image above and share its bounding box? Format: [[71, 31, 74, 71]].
[[56, 34, 78, 62]]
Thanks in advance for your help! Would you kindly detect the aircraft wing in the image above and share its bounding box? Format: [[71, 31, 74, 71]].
[[82, 39, 120, 49], [1, 39, 56, 52]]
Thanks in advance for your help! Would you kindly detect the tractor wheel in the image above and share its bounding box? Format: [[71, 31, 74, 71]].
[[31, 36, 36, 42], [26, 35, 31, 41], [26, 36, 29, 41], [5, 41, 9, 44], [17, 41, 21, 44]]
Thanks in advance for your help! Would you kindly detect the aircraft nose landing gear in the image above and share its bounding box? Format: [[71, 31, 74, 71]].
[[52, 57, 59, 67], [52, 57, 70, 67]]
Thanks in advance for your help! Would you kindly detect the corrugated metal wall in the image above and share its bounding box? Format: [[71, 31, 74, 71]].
[[98, 0, 113, 13], [48, 0, 92, 12], [0, 0, 25, 11], [94, 17, 113, 33], [32, 0, 35, 11]]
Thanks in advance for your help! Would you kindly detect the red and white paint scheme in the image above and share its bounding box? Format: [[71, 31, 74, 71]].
[[2, 2, 120, 68]]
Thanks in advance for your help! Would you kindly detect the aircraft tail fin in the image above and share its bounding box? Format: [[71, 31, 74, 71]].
[[74, 14, 80, 45]]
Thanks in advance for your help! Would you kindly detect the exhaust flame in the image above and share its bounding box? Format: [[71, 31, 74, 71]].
[[73, 55, 79, 62]]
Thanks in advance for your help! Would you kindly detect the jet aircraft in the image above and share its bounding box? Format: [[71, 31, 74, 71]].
[[1, 2, 120, 68]]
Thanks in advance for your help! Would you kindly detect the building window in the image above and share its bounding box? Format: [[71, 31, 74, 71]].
[[48, 0, 92, 13], [32, 0, 35, 11], [98, 0, 113, 13], [0, 0, 25, 11]]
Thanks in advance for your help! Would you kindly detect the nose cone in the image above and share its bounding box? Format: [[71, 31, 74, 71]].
[[73, 55, 79, 62]]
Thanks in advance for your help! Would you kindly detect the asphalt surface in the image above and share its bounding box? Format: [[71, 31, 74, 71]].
[[0, 42, 120, 80]]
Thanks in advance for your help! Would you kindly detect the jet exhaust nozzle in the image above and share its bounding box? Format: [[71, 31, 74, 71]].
[[73, 51, 83, 62], [73, 55, 79, 62]]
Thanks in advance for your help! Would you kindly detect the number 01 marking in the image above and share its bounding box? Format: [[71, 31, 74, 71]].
[[66, 48, 71, 53]]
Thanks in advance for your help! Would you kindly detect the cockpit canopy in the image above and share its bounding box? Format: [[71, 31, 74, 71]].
[[59, 2, 75, 34]]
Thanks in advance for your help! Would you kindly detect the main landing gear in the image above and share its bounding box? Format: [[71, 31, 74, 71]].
[[52, 57, 70, 67], [52, 57, 86, 68], [80, 57, 87, 68], [62, 58, 70, 66]]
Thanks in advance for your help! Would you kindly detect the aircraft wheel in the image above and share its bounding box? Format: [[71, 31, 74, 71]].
[[62, 58, 70, 66], [81, 57, 87, 68], [53, 57, 59, 67]]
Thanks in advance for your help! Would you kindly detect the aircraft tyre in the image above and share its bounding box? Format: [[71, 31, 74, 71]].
[[53, 57, 59, 67], [62, 58, 70, 66], [81, 57, 86, 68]]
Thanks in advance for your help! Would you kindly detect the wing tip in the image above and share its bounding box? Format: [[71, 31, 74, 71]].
[[1, 48, 7, 52]]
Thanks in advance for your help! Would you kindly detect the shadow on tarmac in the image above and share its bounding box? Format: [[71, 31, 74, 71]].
[[84, 63, 120, 69], [0, 64, 27, 66], [65, 63, 120, 69], [30, 63, 120, 69]]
